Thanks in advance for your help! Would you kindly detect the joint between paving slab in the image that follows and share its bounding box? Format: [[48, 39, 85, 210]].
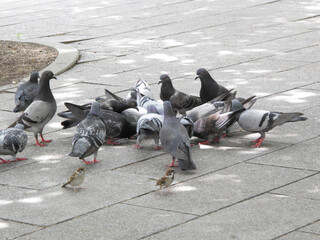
[[121, 202, 200, 217], [272, 218, 320, 239]]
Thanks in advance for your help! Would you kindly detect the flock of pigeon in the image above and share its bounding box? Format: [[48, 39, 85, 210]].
[[0, 68, 307, 191]]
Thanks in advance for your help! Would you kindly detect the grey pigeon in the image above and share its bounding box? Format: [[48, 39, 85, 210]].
[[9, 70, 57, 147], [135, 111, 163, 150], [127, 78, 153, 99], [195, 68, 231, 103], [237, 109, 307, 147], [121, 108, 146, 128], [159, 101, 196, 170], [13, 71, 39, 112], [158, 74, 202, 115], [136, 105, 194, 149], [69, 102, 106, 165], [0, 125, 28, 164], [186, 91, 236, 122], [137, 90, 164, 115]]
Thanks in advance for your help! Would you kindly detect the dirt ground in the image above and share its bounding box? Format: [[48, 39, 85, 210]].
[[0, 40, 58, 87]]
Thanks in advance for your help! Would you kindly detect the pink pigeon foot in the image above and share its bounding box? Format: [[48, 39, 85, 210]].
[[166, 159, 178, 167], [153, 146, 162, 150], [250, 138, 265, 148], [134, 144, 143, 149]]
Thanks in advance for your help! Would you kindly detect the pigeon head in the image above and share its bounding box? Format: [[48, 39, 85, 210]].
[[29, 71, 39, 83], [89, 101, 101, 116], [163, 101, 175, 118], [40, 70, 56, 82], [125, 99, 138, 109], [158, 74, 171, 85], [195, 68, 210, 80]]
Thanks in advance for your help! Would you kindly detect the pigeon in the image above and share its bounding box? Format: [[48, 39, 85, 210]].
[[137, 91, 164, 115], [9, 70, 57, 147], [193, 106, 243, 144], [0, 125, 28, 164], [136, 105, 194, 149], [96, 89, 137, 112], [195, 68, 231, 103], [186, 91, 236, 122], [158, 74, 202, 115], [120, 108, 146, 128], [128, 78, 153, 99], [59, 102, 136, 144], [159, 101, 196, 170], [13, 71, 39, 112], [135, 106, 164, 149], [237, 109, 308, 147], [69, 102, 106, 165]]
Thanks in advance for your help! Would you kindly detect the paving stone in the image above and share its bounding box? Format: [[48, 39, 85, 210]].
[[272, 173, 320, 201], [0, 219, 40, 240], [248, 137, 320, 171], [278, 231, 320, 240], [125, 163, 313, 215], [0, 171, 156, 226], [301, 221, 320, 235], [16, 204, 194, 239], [115, 138, 291, 183], [144, 194, 320, 240]]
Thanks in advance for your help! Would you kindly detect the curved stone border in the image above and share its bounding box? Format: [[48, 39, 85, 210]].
[[0, 40, 79, 91], [31, 40, 79, 76]]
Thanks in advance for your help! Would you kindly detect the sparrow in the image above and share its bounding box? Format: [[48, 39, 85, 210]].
[[155, 169, 175, 195], [61, 167, 85, 190]]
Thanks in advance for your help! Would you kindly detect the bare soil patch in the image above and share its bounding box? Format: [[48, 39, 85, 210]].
[[0, 40, 58, 87]]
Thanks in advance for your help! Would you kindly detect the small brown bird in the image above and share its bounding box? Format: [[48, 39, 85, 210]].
[[61, 167, 85, 190], [156, 169, 175, 195]]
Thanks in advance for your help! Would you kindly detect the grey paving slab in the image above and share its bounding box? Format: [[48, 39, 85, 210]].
[[272, 44, 320, 63], [278, 231, 320, 240], [271, 173, 320, 201], [0, 185, 38, 202], [301, 221, 320, 235], [115, 138, 291, 182], [0, 171, 155, 226], [144, 194, 320, 240], [301, 82, 320, 91], [0, 219, 40, 240], [0, 131, 165, 189], [125, 163, 313, 216], [248, 136, 320, 171], [16, 204, 194, 240]]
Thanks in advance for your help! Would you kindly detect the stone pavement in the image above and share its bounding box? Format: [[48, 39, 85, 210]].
[[1, 0, 320, 239]]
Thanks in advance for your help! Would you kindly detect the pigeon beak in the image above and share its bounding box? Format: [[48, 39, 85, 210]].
[[158, 80, 162, 85], [52, 76, 57, 80], [195, 76, 200, 80]]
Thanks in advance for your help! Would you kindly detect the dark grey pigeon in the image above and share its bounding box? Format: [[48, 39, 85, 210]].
[[158, 74, 202, 115], [9, 70, 57, 147], [159, 101, 196, 170], [237, 109, 307, 147], [0, 125, 28, 164], [96, 89, 137, 112], [195, 68, 231, 103], [69, 102, 106, 165], [13, 71, 39, 112]]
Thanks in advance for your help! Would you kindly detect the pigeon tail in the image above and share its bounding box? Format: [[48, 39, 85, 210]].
[[288, 116, 308, 122], [178, 158, 196, 170]]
